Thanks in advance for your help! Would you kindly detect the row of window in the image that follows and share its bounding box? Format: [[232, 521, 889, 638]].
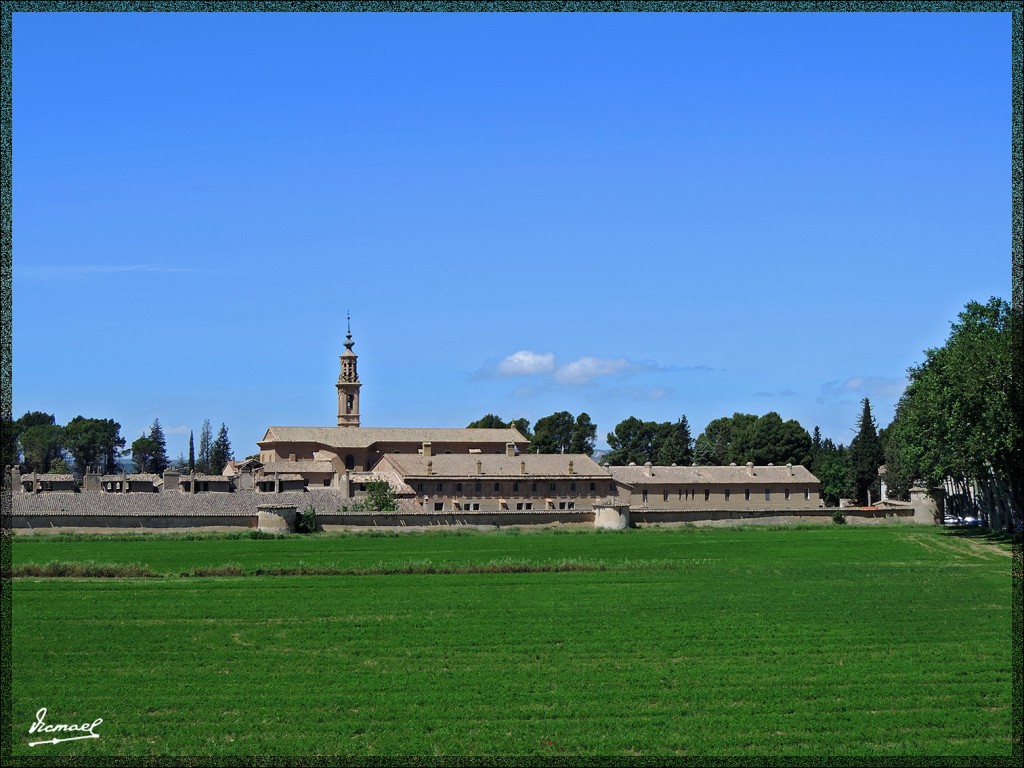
[[641, 488, 813, 503], [417, 481, 607, 495], [431, 500, 578, 512]]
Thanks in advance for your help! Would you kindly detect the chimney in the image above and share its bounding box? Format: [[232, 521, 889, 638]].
[[423, 441, 432, 457], [426, 460, 433, 476], [506, 442, 515, 458], [746, 462, 755, 477], [787, 463, 794, 476], [568, 460, 575, 475], [288, 453, 296, 462], [476, 459, 483, 475], [520, 460, 526, 475], [644, 461, 653, 478]]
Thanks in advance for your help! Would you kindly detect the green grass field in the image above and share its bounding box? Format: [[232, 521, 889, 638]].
[[7, 525, 1016, 757]]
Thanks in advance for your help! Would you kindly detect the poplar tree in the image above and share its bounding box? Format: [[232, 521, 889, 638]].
[[197, 419, 212, 474]]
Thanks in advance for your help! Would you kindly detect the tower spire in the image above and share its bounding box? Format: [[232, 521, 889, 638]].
[[337, 314, 361, 427]]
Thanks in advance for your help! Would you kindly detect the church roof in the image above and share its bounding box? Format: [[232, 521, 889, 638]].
[[259, 426, 530, 449], [606, 464, 819, 486]]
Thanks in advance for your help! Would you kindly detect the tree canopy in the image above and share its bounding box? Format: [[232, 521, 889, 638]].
[[603, 416, 693, 466], [62, 416, 125, 475], [883, 297, 1020, 528], [693, 412, 811, 467]]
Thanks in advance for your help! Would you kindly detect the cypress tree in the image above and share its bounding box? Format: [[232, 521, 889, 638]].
[[848, 398, 884, 505], [188, 430, 195, 473]]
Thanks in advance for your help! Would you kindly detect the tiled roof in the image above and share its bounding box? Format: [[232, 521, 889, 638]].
[[22, 474, 76, 482], [260, 460, 336, 474], [607, 464, 819, 486], [180, 474, 232, 482], [13, 489, 357, 517], [379, 453, 611, 479], [259, 426, 529, 450]]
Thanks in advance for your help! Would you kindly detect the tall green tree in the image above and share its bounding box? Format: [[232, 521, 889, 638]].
[[604, 417, 660, 465], [209, 423, 232, 475], [884, 297, 1020, 528], [19, 423, 64, 473], [511, 417, 533, 442], [131, 434, 159, 474], [62, 416, 125, 475], [188, 430, 195, 473], [695, 412, 809, 466], [467, 414, 510, 429], [569, 413, 597, 456], [531, 411, 576, 454], [197, 419, 213, 474], [815, 440, 854, 507], [148, 419, 170, 474], [655, 416, 693, 466], [848, 398, 884, 505]]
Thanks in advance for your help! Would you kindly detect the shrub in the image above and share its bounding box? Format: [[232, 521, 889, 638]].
[[832, 510, 847, 525], [297, 505, 319, 533]]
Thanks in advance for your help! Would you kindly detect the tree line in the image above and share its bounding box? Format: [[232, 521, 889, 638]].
[[4, 414, 234, 477]]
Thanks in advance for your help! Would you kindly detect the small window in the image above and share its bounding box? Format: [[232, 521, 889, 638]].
[[678, 489, 683, 500], [324, 479, 331, 487], [417, 483, 423, 492], [704, 489, 710, 501], [663, 489, 669, 502], [805, 488, 811, 500], [434, 502, 444, 511], [516, 502, 524, 510], [765, 488, 771, 501], [436, 483, 443, 493], [471, 502, 480, 511], [549, 482, 556, 491], [525, 502, 533, 510], [570, 482, 576, 492], [725, 489, 731, 501], [474, 482, 481, 493], [456, 483, 463, 492], [642, 489, 649, 503], [531, 482, 537, 492], [785, 488, 791, 500], [513, 482, 519, 492], [568, 501, 575, 510], [559, 501, 566, 510], [589, 482, 595, 491], [494, 482, 500, 492], [744, 488, 750, 501]]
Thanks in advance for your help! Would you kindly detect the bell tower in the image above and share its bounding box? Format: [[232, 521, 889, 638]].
[[336, 314, 361, 427]]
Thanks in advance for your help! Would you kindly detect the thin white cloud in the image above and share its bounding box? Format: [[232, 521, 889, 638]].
[[554, 356, 629, 385], [17, 264, 199, 279], [821, 376, 907, 400], [496, 350, 556, 377]]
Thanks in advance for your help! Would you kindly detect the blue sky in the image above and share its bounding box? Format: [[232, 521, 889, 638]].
[[12, 10, 1012, 461]]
